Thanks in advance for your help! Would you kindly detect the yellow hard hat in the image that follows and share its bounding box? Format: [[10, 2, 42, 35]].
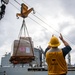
[[48, 36, 60, 47]]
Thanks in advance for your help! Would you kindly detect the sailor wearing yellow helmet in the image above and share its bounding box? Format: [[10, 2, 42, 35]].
[[45, 33, 72, 75]]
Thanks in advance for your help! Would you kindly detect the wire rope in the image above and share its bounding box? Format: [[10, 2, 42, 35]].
[[9, 0, 75, 45], [21, 0, 75, 45]]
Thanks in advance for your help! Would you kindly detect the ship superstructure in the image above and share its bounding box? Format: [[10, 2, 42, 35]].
[[0, 48, 75, 75]]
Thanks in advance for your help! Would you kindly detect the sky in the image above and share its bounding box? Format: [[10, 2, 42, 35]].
[[0, 0, 75, 65]]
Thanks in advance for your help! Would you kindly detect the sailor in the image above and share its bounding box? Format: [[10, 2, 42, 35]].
[[45, 33, 72, 75]]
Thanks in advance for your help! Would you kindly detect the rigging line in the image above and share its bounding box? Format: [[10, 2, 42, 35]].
[[21, 0, 70, 35], [28, 17, 47, 30], [28, 17, 53, 34], [24, 19, 34, 55], [24, 19, 30, 37], [14, 0, 21, 6], [22, 0, 30, 7], [18, 21, 24, 38], [24, 21, 26, 37], [32, 15, 75, 45], [9, 1, 49, 32], [9, 1, 53, 34], [18, 0, 58, 33], [22, 0, 46, 20], [14, 0, 74, 35], [18, 0, 61, 36], [13, 0, 48, 28], [9, 1, 74, 45], [9, 1, 20, 11], [21, 0, 59, 34], [21, 0, 75, 45], [18, 19, 30, 37], [31, 15, 75, 45], [33, 14, 59, 34]]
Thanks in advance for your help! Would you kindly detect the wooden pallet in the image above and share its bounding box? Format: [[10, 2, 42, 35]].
[[9, 56, 35, 64]]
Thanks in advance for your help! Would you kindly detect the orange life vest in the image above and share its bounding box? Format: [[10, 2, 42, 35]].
[[46, 50, 67, 75]]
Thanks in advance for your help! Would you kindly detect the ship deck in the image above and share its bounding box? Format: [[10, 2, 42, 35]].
[[0, 66, 75, 75]]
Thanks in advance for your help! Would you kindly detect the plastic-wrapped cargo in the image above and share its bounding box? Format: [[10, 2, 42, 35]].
[[13, 37, 34, 56], [9, 37, 35, 64]]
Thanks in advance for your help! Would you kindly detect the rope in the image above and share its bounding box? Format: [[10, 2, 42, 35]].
[[28, 17, 53, 34], [23, 19, 34, 55], [15, 19, 26, 56], [14, 0, 21, 6], [21, 0, 74, 44], [22, 0, 57, 33], [18, 19, 26, 38], [15, 18, 34, 56], [9, 1, 19, 10], [9, 0, 75, 45]]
